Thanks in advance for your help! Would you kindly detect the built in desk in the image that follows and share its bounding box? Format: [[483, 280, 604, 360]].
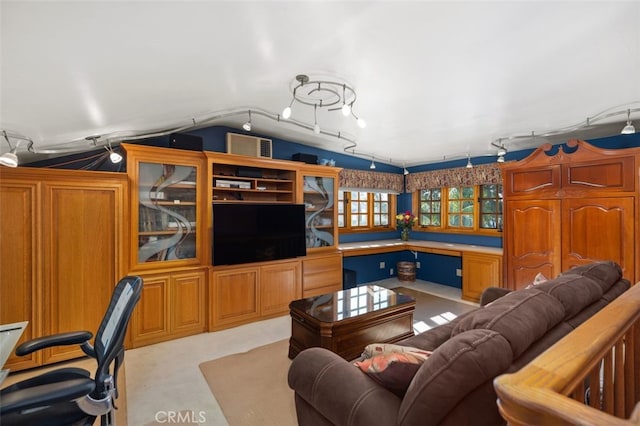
[[338, 239, 504, 302]]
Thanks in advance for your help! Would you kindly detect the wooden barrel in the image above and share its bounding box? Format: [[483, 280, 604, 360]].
[[397, 261, 416, 282]]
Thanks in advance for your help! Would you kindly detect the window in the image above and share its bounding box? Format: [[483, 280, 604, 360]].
[[338, 190, 396, 232], [415, 184, 502, 234], [479, 184, 503, 230], [418, 188, 441, 226]]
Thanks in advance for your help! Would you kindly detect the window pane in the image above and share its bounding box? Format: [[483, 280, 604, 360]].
[[381, 216, 389, 225], [380, 193, 388, 201], [373, 203, 380, 213], [351, 203, 358, 213], [421, 189, 431, 199], [359, 202, 367, 213], [449, 215, 459, 226], [432, 215, 441, 226], [359, 192, 367, 199], [359, 216, 368, 226], [462, 215, 473, 227], [338, 203, 344, 214], [448, 201, 460, 213], [351, 216, 358, 226], [432, 189, 441, 200], [462, 186, 474, 198], [374, 215, 381, 226], [381, 203, 388, 213], [373, 193, 381, 201], [338, 216, 344, 227], [433, 203, 441, 213], [448, 188, 459, 199], [482, 200, 496, 213], [462, 200, 474, 212]]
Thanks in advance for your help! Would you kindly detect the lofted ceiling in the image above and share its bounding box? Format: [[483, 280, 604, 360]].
[[1, 1, 639, 166]]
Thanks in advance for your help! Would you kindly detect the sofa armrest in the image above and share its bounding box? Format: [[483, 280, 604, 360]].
[[479, 287, 512, 306], [288, 347, 402, 426]]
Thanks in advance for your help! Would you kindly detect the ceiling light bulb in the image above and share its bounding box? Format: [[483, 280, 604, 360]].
[[466, 155, 473, 169], [0, 150, 18, 167], [282, 106, 292, 119], [243, 121, 252, 131], [497, 155, 505, 163], [370, 158, 376, 169], [110, 151, 123, 163], [403, 162, 409, 175], [342, 103, 351, 117], [357, 117, 367, 128], [621, 109, 635, 134]]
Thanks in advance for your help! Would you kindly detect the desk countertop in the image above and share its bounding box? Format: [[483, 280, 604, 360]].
[[338, 239, 503, 257]]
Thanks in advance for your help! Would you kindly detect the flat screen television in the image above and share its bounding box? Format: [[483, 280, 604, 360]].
[[212, 203, 307, 266]]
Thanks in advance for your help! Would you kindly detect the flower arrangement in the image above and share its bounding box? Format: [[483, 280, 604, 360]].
[[396, 211, 417, 229], [396, 211, 417, 241]]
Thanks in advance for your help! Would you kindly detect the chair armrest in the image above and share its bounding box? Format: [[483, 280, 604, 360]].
[[15, 331, 93, 356], [288, 348, 401, 426], [0, 377, 95, 415]]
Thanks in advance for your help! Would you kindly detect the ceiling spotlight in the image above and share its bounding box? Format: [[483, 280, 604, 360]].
[[105, 142, 123, 164], [243, 110, 252, 132], [369, 157, 376, 170], [466, 154, 473, 169], [1, 131, 18, 167], [497, 155, 505, 163], [0, 148, 18, 167], [353, 112, 367, 129], [283, 74, 365, 130], [403, 162, 409, 175], [621, 109, 636, 134], [497, 145, 507, 157]]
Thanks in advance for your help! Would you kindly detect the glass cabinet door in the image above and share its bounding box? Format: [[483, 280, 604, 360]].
[[302, 174, 336, 249], [137, 162, 198, 263]]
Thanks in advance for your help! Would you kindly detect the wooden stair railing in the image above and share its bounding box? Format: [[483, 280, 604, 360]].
[[494, 282, 640, 425]]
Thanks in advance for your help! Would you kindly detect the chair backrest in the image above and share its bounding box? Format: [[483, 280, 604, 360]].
[[92, 276, 142, 391]]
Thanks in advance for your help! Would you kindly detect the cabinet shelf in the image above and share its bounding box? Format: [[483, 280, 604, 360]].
[[139, 230, 196, 236], [148, 200, 197, 206], [213, 187, 292, 194]]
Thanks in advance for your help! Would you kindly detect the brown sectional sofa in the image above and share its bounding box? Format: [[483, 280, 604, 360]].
[[288, 261, 630, 426]]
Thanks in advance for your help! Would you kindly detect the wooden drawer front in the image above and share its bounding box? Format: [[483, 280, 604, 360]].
[[303, 254, 342, 292]]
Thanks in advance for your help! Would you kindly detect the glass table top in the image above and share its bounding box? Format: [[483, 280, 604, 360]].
[[290, 285, 415, 323]]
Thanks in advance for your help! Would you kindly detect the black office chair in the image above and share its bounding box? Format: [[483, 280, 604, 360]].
[[0, 275, 142, 426]]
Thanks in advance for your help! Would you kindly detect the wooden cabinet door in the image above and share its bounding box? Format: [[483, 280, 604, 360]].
[[210, 267, 260, 330], [462, 252, 503, 302], [0, 180, 41, 371], [505, 199, 562, 290], [261, 261, 302, 317], [171, 270, 206, 335], [562, 197, 635, 281], [42, 180, 126, 364], [131, 275, 170, 345]]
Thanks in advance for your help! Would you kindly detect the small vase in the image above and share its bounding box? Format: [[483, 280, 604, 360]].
[[400, 228, 410, 241]]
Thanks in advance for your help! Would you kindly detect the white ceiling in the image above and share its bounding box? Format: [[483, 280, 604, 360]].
[[2, 1, 639, 166]]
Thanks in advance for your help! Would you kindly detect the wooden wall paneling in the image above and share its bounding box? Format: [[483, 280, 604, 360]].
[[41, 176, 127, 364], [0, 180, 41, 371], [131, 274, 170, 344]]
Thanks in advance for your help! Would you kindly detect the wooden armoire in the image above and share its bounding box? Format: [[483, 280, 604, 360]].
[[501, 139, 639, 290]]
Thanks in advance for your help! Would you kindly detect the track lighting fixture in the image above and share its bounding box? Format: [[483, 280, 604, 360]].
[[282, 74, 366, 134], [105, 141, 123, 164], [621, 109, 636, 134], [466, 154, 473, 169], [403, 162, 409, 175], [243, 110, 252, 132], [369, 156, 376, 170]]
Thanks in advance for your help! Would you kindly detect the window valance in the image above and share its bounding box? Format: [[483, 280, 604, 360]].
[[406, 163, 502, 192], [339, 169, 404, 194]]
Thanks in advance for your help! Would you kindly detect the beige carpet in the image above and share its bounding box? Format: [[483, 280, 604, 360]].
[[199, 339, 296, 426], [199, 288, 477, 426]]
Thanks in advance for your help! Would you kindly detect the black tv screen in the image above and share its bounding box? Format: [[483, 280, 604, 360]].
[[212, 203, 307, 266]]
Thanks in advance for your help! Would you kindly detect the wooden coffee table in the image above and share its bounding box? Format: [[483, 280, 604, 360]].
[[288, 285, 416, 360]]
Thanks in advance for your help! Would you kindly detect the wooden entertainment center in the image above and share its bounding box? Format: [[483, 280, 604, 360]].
[[125, 144, 344, 343]]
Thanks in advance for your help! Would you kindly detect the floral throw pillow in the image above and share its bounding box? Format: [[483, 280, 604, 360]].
[[354, 344, 432, 396]]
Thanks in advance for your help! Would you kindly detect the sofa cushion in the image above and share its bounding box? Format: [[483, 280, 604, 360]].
[[398, 329, 513, 426], [533, 273, 603, 318], [452, 289, 565, 358], [561, 261, 622, 292]]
